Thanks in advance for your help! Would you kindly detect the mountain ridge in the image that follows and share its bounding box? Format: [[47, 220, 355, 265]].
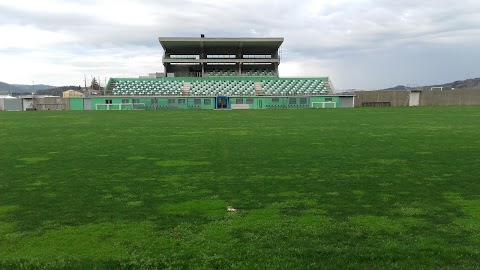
[[0, 81, 57, 93], [383, 78, 480, 91]]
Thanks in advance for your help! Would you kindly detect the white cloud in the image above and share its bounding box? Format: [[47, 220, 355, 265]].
[[0, 25, 76, 49], [99, 0, 158, 26]]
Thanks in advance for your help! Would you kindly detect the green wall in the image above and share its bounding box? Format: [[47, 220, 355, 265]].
[[86, 97, 216, 110], [69, 98, 84, 110], [71, 96, 346, 111], [310, 96, 341, 108], [91, 98, 131, 110]]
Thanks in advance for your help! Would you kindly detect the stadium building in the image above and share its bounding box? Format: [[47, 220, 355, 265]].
[[69, 36, 355, 110]]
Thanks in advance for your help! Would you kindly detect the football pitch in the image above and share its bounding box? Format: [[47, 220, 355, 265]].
[[0, 107, 479, 269]]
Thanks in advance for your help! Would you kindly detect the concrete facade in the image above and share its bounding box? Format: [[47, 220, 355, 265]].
[[355, 88, 480, 107], [159, 37, 284, 78], [354, 90, 410, 107], [34, 97, 69, 110], [419, 88, 480, 106]]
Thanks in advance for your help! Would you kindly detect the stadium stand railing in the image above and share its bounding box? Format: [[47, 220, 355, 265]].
[[243, 69, 277, 77], [207, 69, 238, 77]]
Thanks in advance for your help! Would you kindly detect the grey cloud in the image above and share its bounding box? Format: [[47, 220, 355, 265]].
[[1, 0, 479, 88]]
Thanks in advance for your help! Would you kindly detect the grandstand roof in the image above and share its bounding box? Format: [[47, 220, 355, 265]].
[[159, 37, 284, 54]]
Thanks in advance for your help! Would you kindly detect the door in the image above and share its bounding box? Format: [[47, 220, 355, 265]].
[[83, 98, 92, 110], [409, 92, 420, 106], [341, 97, 354, 108], [216, 96, 229, 109]]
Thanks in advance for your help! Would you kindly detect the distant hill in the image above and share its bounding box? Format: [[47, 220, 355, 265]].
[[0, 81, 84, 97], [13, 84, 56, 92], [383, 78, 480, 91], [433, 78, 480, 89], [0, 81, 22, 92], [383, 85, 409, 91], [0, 81, 56, 93]]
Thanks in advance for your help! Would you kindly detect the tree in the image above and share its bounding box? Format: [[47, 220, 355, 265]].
[[91, 77, 99, 90]]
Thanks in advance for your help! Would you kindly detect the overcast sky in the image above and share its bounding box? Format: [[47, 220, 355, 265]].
[[0, 0, 479, 89]]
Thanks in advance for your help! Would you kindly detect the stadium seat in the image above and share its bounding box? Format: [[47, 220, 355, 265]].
[[190, 80, 255, 96], [112, 80, 184, 96], [260, 79, 329, 96]]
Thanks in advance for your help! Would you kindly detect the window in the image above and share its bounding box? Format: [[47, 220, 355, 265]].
[[207, 55, 236, 59], [132, 99, 140, 104], [289, 98, 297, 104], [246, 98, 254, 104], [151, 99, 158, 105], [236, 99, 244, 104], [171, 63, 200, 65], [204, 99, 211, 105], [272, 98, 279, 103], [194, 99, 201, 105], [243, 55, 272, 59], [178, 99, 186, 104], [170, 55, 200, 59], [325, 98, 333, 102], [122, 99, 129, 104], [168, 99, 175, 105], [105, 99, 112, 104], [300, 98, 308, 104]]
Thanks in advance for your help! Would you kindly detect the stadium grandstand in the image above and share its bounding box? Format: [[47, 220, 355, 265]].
[[69, 36, 354, 110]]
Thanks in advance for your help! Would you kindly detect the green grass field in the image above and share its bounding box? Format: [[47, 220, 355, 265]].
[[1, 107, 480, 269]]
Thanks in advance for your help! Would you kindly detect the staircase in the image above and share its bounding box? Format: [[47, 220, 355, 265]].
[[325, 79, 334, 94], [254, 82, 263, 96], [106, 82, 116, 96], [182, 82, 191, 96]]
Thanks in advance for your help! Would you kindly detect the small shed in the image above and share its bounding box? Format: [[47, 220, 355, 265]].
[[63, 90, 84, 98]]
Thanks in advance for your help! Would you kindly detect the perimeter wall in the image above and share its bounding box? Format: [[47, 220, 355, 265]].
[[355, 88, 480, 107], [34, 97, 70, 110], [420, 88, 480, 106], [354, 91, 410, 107]]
